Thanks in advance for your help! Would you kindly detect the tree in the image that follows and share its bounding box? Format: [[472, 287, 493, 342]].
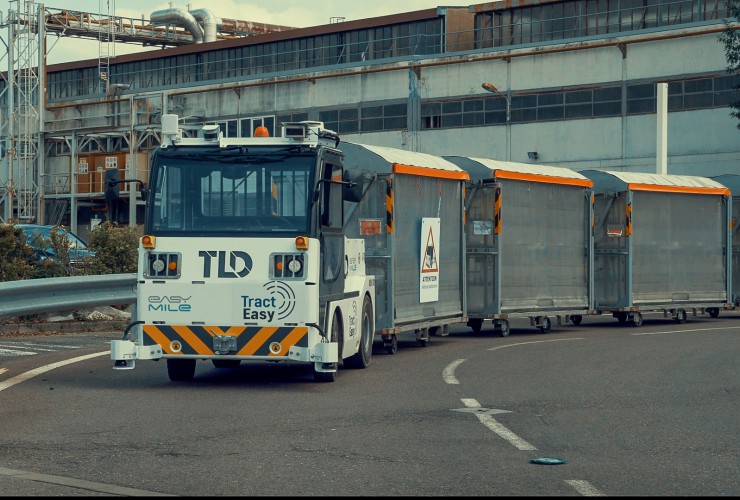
[[719, 0, 740, 129]]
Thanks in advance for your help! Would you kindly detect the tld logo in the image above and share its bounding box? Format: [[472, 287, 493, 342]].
[[199, 251, 253, 278]]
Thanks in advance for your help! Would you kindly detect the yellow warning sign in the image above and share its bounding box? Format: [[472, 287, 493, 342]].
[[419, 217, 440, 303]]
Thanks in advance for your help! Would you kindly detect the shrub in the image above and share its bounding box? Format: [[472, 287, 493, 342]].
[[0, 224, 36, 281], [85, 222, 142, 274]]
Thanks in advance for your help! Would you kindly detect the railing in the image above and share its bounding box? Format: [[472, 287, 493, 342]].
[[0, 274, 136, 318]]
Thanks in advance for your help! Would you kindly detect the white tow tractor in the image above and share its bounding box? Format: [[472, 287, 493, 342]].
[[110, 115, 375, 382]]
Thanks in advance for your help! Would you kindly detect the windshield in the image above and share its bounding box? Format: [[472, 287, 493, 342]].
[[147, 148, 315, 235]]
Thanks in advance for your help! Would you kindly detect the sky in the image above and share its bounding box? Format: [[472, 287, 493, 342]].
[[2, 0, 455, 64]]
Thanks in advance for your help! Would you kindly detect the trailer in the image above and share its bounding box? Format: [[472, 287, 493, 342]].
[[445, 157, 595, 335], [711, 174, 740, 309], [581, 170, 731, 326], [341, 143, 469, 353]]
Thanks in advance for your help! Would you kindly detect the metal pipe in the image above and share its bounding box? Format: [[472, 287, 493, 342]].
[[150, 7, 204, 44]]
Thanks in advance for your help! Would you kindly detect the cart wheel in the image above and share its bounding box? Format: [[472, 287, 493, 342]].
[[499, 320, 510, 337], [468, 319, 483, 333], [631, 312, 643, 327], [616, 312, 628, 324], [707, 307, 720, 318], [539, 316, 552, 334], [675, 308, 687, 323], [384, 334, 398, 355], [417, 328, 430, 348], [570, 315, 583, 326]]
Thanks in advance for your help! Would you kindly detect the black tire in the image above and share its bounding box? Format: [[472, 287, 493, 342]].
[[632, 312, 643, 327], [468, 319, 483, 333], [345, 295, 374, 369], [212, 359, 241, 369], [616, 312, 628, 324], [539, 316, 551, 334], [167, 359, 196, 381], [313, 313, 340, 382], [675, 308, 687, 323], [384, 334, 398, 355], [707, 307, 720, 318], [570, 315, 583, 325], [499, 320, 510, 337]]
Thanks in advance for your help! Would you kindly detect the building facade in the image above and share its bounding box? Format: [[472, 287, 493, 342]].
[[1, 0, 738, 238]]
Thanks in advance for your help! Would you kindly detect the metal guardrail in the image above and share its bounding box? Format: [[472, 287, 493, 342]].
[[0, 274, 137, 318]]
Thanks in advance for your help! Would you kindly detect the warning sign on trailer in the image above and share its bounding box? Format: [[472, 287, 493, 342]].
[[419, 217, 440, 303]]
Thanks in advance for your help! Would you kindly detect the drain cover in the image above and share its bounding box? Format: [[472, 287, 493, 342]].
[[529, 457, 568, 465]]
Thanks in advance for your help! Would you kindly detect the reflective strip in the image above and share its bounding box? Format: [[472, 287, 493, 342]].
[[494, 186, 502, 235], [386, 179, 394, 234], [494, 169, 593, 187], [142, 325, 309, 357], [628, 183, 730, 196], [392, 163, 470, 181]]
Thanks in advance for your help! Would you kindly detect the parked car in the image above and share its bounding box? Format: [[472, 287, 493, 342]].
[[16, 224, 95, 270]]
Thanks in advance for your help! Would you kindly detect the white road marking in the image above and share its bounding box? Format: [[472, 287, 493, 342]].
[[443, 358, 466, 384], [0, 343, 61, 352], [565, 479, 605, 496], [0, 341, 82, 349], [0, 351, 110, 393], [487, 338, 584, 351], [461, 398, 536, 451], [0, 348, 36, 356], [631, 326, 740, 336], [0, 466, 174, 496]]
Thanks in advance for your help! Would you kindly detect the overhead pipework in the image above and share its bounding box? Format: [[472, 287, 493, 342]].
[[190, 8, 221, 44], [150, 6, 205, 44]]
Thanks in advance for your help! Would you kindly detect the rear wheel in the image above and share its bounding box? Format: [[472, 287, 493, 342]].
[[345, 296, 374, 369], [167, 359, 196, 381], [707, 307, 720, 318], [570, 315, 583, 325]]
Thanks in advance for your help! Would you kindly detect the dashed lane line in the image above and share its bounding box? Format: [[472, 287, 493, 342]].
[[565, 479, 606, 496]]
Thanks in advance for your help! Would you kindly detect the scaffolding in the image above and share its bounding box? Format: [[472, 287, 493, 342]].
[[1, 0, 44, 224], [0, 0, 294, 226]]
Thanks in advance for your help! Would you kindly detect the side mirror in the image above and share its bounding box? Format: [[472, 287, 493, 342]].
[[342, 169, 364, 203]]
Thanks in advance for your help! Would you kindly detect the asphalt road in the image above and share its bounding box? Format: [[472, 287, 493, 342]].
[[0, 312, 737, 496]]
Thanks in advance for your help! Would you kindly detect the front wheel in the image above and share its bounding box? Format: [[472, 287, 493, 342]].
[[707, 307, 720, 318], [167, 359, 196, 381], [345, 295, 374, 369], [570, 315, 583, 326]]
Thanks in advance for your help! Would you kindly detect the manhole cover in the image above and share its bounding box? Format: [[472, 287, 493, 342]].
[[529, 457, 568, 465]]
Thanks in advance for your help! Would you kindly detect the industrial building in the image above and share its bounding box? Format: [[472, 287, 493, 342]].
[[1, 0, 738, 240]]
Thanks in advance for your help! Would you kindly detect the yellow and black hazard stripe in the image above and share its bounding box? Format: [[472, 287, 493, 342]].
[[386, 178, 394, 233], [271, 181, 278, 215], [494, 186, 502, 234], [625, 202, 632, 236], [142, 325, 308, 357]]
